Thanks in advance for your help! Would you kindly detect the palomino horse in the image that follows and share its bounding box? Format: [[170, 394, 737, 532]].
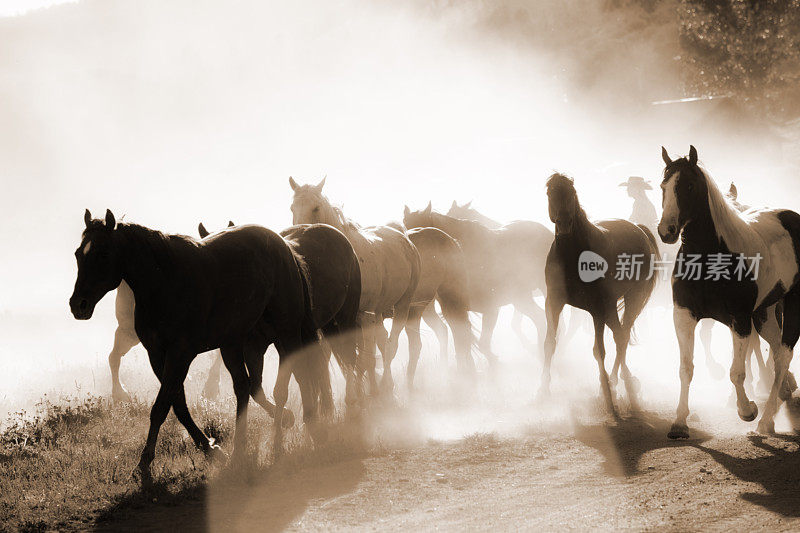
[[542, 173, 659, 415], [402, 226, 474, 386], [446, 201, 547, 354], [659, 146, 800, 438], [403, 203, 552, 364], [106, 221, 234, 403], [70, 210, 331, 482], [289, 177, 421, 393]]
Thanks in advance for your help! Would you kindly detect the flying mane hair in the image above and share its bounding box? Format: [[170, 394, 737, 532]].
[[545, 172, 588, 219]]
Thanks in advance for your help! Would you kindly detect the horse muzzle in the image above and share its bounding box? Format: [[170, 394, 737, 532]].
[[69, 294, 96, 320], [658, 224, 679, 244]]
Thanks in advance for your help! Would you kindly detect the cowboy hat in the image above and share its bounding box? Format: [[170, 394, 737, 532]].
[[618, 176, 652, 190]]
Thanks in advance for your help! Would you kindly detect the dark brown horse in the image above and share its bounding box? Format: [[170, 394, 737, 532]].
[[69, 210, 335, 483], [198, 222, 365, 408], [543, 173, 658, 415]]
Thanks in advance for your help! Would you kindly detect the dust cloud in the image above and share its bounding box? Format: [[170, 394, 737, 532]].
[[1, 0, 797, 443]]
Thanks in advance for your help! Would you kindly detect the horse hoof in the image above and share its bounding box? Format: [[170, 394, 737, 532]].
[[738, 401, 758, 422], [757, 419, 775, 435], [667, 423, 690, 440], [281, 408, 295, 429], [112, 387, 132, 403], [205, 442, 228, 463], [308, 423, 328, 444], [629, 376, 642, 395]]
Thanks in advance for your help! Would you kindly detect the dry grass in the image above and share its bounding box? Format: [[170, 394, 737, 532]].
[[0, 392, 376, 532]]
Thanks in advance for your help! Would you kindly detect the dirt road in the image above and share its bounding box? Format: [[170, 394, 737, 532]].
[[98, 403, 800, 532]]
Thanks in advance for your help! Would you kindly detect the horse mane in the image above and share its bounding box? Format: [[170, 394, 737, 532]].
[[112, 222, 198, 266], [666, 159, 756, 253]]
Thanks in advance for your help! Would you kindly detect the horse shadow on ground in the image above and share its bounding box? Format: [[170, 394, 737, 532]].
[[571, 409, 713, 477], [93, 426, 368, 532], [695, 434, 800, 518]]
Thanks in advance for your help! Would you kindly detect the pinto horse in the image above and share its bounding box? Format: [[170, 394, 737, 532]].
[[542, 173, 659, 415], [658, 146, 800, 438], [289, 177, 421, 393], [403, 203, 552, 364], [696, 183, 771, 394], [70, 210, 331, 481]]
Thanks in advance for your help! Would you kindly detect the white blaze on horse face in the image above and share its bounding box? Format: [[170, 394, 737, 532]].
[[82, 240, 92, 256], [659, 171, 680, 237]]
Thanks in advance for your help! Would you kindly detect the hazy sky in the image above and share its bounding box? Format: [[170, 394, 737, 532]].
[[1, 0, 797, 314]]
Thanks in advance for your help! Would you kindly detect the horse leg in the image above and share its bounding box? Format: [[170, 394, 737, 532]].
[[218, 344, 253, 464], [172, 387, 222, 460], [537, 296, 564, 400], [440, 296, 475, 377], [322, 321, 362, 410], [137, 351, 192, 483], [108, 327, 138, 402], [750, 329, 772, 395], [668, 306, 698, 439], [405, 306, 424, 390], [271, 338, 298, 459], [729, 322, 759, 422], [699, 319, 725, 380], [758, 289, 800, 434], [242, 341, 294, 428], [382, 301, 413, 394], [512, 295, 547, 357], [510, 309, 532, 352], [591, 315, 617, 417], [357, 312, 379, 396], [477, 308, 500, 367], [202, 350, 223, 399], [422, 301, 449, 365]]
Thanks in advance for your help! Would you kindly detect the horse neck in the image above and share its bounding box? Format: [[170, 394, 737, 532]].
[[554, 208, 594, 251], [116, 225, 186, 302], [475, 211, 501, 229], [680, 204, 722, 252], [317, 199, 349, 233], [431, 212, 470, 238]]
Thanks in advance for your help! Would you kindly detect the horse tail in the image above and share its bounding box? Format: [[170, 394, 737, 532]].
[[292, 251, 334, 421], [626, 224, 660, 346]]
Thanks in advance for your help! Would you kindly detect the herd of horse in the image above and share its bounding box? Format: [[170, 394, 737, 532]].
[[68, 145, 800, 483]]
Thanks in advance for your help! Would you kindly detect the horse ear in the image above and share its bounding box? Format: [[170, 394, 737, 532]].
[[403, 205, 410, 217], [661, 146, 672, 165], [84, 209, 92, 228], [689, 145, 698, 165], [289, 176, 299, 191], [423, 201, 432, 216], [104, 209, 116, 229], [729, 183, 738, 200], [464, 200, 472, 208], [451, 200, 458, 210], [315, 176, 326, 191], [198, 223, 209, 238], [228, 220, 235, 227]]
